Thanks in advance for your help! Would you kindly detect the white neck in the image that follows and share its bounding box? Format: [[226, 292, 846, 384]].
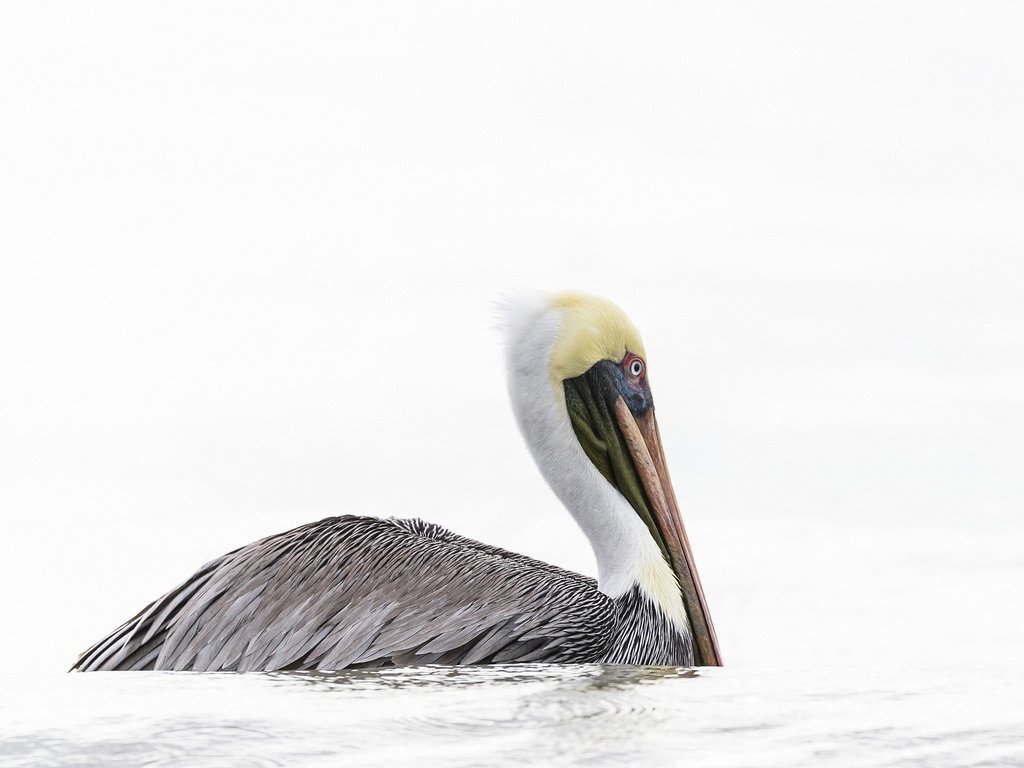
[[503, 296, 688, 629]]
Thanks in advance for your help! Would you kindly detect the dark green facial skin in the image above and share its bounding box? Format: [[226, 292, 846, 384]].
[[563, 360, 671, 566]]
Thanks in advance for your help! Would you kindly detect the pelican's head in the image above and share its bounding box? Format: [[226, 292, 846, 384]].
[[503, 290, 721, 666]]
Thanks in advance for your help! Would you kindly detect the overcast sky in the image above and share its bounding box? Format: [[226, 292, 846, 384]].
[[2, 2, 1022, 671]]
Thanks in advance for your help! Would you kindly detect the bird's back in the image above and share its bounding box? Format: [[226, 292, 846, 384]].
[[72, 515, 614, 672]]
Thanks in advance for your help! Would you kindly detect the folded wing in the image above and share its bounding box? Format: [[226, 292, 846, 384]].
[[71, 515, 613, 671]]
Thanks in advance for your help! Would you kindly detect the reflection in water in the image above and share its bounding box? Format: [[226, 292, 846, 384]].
[[1, 664, 1023, 767], [267, 662, 694, 692]]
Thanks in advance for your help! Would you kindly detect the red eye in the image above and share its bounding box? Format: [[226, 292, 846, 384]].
[[625, 355, 644, 378]]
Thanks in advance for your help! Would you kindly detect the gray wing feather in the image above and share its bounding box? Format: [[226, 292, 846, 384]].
[[71, 515, 613, 672]]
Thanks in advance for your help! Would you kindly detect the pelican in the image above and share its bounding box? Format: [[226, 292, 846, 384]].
[[72, 291, 722, 671]]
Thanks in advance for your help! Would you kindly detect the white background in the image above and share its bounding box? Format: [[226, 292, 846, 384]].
[[2, 2, 1022, 672]]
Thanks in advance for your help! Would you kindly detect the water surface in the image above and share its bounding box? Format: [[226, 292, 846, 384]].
[[3, 663, 1021, 767]]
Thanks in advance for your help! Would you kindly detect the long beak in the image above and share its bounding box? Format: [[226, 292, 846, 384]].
[[613, 397, 723, 667]]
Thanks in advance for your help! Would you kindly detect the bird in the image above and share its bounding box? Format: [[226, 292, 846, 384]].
[[71, 291, 722, 672]]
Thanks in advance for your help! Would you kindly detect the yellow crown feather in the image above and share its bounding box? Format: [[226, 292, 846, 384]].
[[549, 292, 646, 386]]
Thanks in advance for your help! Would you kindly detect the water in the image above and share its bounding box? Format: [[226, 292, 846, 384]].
[[2, 663, 1022, 767]]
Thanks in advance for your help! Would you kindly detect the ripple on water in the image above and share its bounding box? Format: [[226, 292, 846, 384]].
[[388, 664, 694, 734], [299, 664, 705, 767]]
